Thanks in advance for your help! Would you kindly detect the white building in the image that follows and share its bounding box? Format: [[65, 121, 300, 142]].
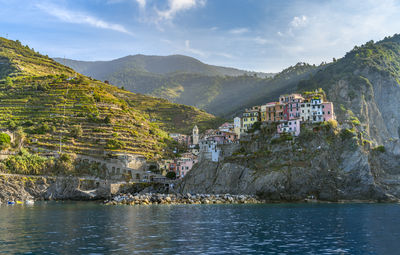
[[199, 140, 220, 162]]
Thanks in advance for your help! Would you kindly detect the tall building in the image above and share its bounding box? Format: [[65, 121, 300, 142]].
[[192, 125, 199, 145]]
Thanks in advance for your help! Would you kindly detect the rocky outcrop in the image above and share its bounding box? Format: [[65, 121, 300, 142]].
[[179, 125, 400, 202], [0, 175, 121, 202]]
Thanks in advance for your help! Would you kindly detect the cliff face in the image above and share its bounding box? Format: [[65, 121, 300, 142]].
[[179, 125, 400, 202], [0, 175, 115, 202]]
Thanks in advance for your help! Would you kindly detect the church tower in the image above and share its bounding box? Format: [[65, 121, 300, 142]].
[[192, 125, 199, 145]]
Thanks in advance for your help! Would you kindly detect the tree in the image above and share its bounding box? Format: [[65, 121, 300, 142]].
[[55, 153, 76, 174], [166, 171, 176, 179], [5, 77, 13, 87], [14, 127, 25, 149], [70, 125, 83, 138], [0, 133, 11, 150], [104, 115, 111, 124]]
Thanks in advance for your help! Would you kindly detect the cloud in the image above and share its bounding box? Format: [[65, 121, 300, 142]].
[[253, 36, 272, 45], [36, 3, 132, 35], [184, 40, 206, 56], [229, 28, 249, 35], [290, 15, 308, 28], [156, 0, 206, 21], [135, 0, 146, 9]]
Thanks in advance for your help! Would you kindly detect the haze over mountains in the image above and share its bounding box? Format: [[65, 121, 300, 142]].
[[54, 55, 321, 117], [57, 34, 400, 146]]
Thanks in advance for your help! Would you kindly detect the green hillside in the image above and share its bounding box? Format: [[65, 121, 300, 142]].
[[0, 37, 219, 159], [55, 55, 321, 116], [297, 34, 400, 144]]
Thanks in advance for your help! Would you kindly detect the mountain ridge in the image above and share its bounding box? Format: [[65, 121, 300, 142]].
[[55, 55, 320, 117]]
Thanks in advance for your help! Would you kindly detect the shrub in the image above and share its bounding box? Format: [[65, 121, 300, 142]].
[[54, 153, 76, 174], [106, 139, 125, 150], [373, 145, 385, 153], [4, 152, 50, 175], [271, 133, 293, 144], [5, 77, 13, 87], [70, 125, 83, 138], [340, 128, 356, 140], [0, 133, 11, 150], [166, 171, 176, 179]]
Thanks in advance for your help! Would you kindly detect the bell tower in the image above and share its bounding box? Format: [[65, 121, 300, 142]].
[[192, 125, 199, 145]]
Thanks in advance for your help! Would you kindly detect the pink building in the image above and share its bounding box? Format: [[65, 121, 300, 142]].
[[277, 119, 301, 136], [176, 157, 198, 178], [218, 122, 234, 132], [322, 102, 335, 121]]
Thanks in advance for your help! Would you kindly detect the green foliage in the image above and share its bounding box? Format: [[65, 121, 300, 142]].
[[106, 139, 126, 150], [248, 121, 262, 133], [166, 171, 176, 179], [55, 56, 320, 117], [0, 133, 11, 150], [340, 128, 357, 140], [350, 116, 361, 126], [5, 77, 13, 87], [271, 133, 293, 144], [373, 145, 386, 153], [70, 125, 83, 138], [4, 151, 50, 175], [54, 153, 76, 174]]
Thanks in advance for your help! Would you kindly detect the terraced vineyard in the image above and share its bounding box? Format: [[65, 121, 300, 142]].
[[0, 37, 219, 159]]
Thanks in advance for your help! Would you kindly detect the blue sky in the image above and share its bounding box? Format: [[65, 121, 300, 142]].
[[1, 0, 400, 72]]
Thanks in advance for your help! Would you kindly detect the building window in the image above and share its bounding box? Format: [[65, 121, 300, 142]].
[[328, 111, 331, 114]]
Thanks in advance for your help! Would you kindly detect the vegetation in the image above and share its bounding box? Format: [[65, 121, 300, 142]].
[[0, 133, 11, 150], [56, 56, 323, 117], [166, 171, 176, 179], [373, 145, 386, 153], [0, 37, 219, 160]]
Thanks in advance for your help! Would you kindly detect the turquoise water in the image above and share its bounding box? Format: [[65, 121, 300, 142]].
[[0, 202, 399, 254]]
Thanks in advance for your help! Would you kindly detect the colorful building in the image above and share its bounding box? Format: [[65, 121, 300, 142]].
[[277, 119, 301, 136], [241, 106, 261, 132], [260, 102, 284, 122]]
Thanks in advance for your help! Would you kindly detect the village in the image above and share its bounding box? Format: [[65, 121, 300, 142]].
[[160, 90, 336, 179]]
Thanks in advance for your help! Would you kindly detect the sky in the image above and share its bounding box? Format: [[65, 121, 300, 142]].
[[1, 0, 400, 72]]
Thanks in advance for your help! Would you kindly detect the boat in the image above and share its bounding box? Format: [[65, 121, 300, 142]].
[[25, 200, 34, 205], [16, 201, 23, 205], [7, 201, 15, 205]]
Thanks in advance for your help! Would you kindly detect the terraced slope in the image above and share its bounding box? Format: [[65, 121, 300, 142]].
[[0, 37, 219, 159]]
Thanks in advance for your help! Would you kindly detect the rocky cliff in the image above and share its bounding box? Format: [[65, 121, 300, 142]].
[[179, 123, 400, 202], [0, 175, 119, 202]]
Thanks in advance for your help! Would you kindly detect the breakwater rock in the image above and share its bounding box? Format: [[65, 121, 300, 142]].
[[105, 193, 263, 205]]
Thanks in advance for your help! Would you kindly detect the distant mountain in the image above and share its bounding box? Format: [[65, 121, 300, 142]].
[[54, 54, 274, 79], [55, 55, 323, 117]]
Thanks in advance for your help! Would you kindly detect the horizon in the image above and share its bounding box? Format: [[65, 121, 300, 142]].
[[1, 0, 400, 72]]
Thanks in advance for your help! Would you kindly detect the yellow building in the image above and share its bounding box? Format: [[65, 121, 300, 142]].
[[241, 106, 260, 132]]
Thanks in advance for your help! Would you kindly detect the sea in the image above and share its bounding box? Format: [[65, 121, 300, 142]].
[[0, 202, 399, 254]]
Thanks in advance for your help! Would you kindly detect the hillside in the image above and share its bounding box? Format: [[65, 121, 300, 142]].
[[297, 34, 400, 145], [0, 38, 218, 159], [55, 55, 321, 116], [54, 55, 273, 79], [180, 34, 400, 201]]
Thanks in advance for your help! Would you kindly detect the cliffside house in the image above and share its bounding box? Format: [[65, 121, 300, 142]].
[[241, 106, 261, 132], [260, 102, 284, 122], [277, 119, 301, 136]]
